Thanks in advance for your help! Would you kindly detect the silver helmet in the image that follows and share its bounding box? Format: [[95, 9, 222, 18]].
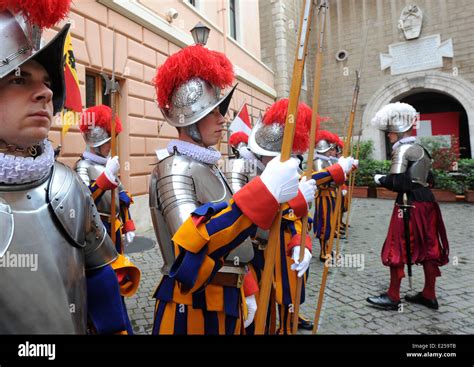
[[371, 102, 418, 133], [0, 9, 69, 114], [315, 139, 336, 154], [161, 77, 236, 128], [248, 116, 284, 157], [83, 126, 111, 148]]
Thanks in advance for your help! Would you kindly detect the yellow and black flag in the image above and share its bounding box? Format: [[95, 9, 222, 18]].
[[62, 30, 82, 137]]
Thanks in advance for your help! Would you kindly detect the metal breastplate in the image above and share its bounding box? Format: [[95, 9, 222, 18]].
[[0, 176, 87, 334], [314, 156, 336, 188], [223, 157, 259, 194], [313, 156, 332, 171], [390, 143, 432, 186], [150, 153, 254, 275], [74, 159, 120, 218]]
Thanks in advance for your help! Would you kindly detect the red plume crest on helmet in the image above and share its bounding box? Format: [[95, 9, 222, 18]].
[[262, 98, 322, 154], [80, 105, 123, 135], [315, 130, 336, 144], [0, 0, 72, 29], [153, 45, 234, 110], [229, 132, 249, 148]]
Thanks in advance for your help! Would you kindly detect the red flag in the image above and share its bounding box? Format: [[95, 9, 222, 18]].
[[229, 103, 252, 135]]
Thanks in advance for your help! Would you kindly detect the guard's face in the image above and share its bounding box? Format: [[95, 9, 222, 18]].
[[0, 60, 53, 148], [387, 132, 398, 144], [198, 107, 226, 147], [328, 147, 337, 157], [98, 141, 111, 157]]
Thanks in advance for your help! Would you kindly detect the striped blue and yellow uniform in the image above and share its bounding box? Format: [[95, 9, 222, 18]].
[[89, 178, 136, 254], [249, 165, 346, 334], [152, 177, 280, 335]]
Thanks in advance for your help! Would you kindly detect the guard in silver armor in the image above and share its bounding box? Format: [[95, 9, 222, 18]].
[[312, 130, 340, 261], [75, 104, 137, 253], [245, 99, 319, 334], [149, 36, 302, 334], [0, 1, 130, 334], [75, 105, 141, 333], [367, 102, 449, 311]]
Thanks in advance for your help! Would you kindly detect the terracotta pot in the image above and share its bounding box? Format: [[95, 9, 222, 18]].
[[352, 186, 369, 198], [431, 189, 457, 202], [376, 187, 398, 200], [465, 190, 474, 203]]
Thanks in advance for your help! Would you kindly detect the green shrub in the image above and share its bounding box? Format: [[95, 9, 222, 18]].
[[457, 159, 474, 191], [354, 159, 391, 187]]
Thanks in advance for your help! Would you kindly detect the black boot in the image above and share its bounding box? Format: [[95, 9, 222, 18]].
[[298, 315, 314, 331], [405, 292, 439, 310], [366, 293, 400, 311]]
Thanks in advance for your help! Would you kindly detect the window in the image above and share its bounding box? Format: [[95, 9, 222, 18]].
[[229, 0, 237, 40], [85, 73, 112, 108]]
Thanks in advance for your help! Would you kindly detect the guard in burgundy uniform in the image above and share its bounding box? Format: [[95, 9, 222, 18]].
[[367, 102, 449, 310]]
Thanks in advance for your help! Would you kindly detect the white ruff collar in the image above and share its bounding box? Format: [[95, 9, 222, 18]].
[[167, 139, 221, 165], [82, 151, 108, 165], [393, 136, 417, 151], [0, 139, 55, 184]]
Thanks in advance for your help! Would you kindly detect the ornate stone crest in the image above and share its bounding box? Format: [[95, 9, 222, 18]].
[[398, 4, 423, 40]]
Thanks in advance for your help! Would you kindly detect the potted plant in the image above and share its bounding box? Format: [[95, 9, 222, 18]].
[[373, 160, 398, 200], [431, 169, 460, 202], [351, 140, 375, 198], [458, 159, 474, 202]]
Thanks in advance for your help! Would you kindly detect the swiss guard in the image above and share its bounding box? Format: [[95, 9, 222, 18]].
[[0, 0, 132, 334], [229, 99, 357, 333], [367, 102, 449, 310], [76, 105, 141, 334], [312, 130, 340, 261], [76, 105, 137, 253], [149, 37, 303, 334]]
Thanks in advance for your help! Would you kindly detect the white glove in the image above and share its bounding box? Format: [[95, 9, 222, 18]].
[[342, 189, 348, 196], [374, 174, 385, 185], [244, 294, 257, 328], [337, 156, 357, 175], [298, 176, 317, 204], [105, 156, 120, 183], [291, 247, 312, 278], [260, 155, 300, 203], [125, 231, 136, 244]]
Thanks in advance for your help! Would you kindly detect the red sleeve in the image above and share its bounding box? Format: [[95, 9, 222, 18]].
[[327, 164, 345, 185], [287, 189, 308, 218], [95, 172, 118, 190], [286, 234, 313, 256], [243, 272, 259, 297], [233, 177, 279, 230], [123, 220, 136, 232]]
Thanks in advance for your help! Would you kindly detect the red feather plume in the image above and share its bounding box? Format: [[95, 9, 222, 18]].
[[80, 105, 123, 135], [0, 0, 72, 29], [262, 99, 314, 154], [153, 45, 234, 110], [229, 131, 249, 148], [315, 130, 335, 144]]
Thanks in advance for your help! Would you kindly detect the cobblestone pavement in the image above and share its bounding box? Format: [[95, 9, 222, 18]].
[[125, 198, 474, 335]]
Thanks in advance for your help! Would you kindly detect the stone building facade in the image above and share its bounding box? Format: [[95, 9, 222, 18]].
[[259, 0, 474, 159]]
